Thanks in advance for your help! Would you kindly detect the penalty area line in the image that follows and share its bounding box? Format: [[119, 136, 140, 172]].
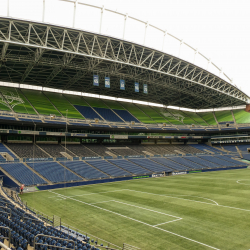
[[48, 190, 220, 250]]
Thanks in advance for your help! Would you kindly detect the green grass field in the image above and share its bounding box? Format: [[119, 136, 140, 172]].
[[21, 169, 250, 250]]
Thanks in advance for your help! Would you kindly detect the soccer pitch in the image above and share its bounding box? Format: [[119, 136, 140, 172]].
[[21, 169, 250, 250]]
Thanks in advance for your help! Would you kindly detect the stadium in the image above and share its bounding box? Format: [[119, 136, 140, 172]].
[[0, 0, 250, 249]]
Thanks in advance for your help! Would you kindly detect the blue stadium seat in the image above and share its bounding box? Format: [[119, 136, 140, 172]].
[[60, 161, 108, 180], [128, 158, 172, 173], [108, 159, 152, 175], [0, 163, 47, 185], [86, 160, 130, 177], [26, 162, 82, 183]]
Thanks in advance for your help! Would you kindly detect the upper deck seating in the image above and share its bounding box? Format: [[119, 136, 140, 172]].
[[198, 112, 217, 125], [215, 110, 234, 123], [151, 107, 183, 125], [74, 105, 103, 120], [0, 87, 37, 115], [121, 102, 155, 124], [233, 109, 250, 124], [182, 111, 207, 125], [44, 92, 84, 119], [93, 107, 123, 122], [108, 159, 151, 175], [86, 160, 130, 177], [113, 109, 140, 123], [21, 89, 61, 116], [6, 143, 49, 158], [61, 161, 109, 179], [27, 162, 82, 183], [0, 163, 47, 185], [135, 105, 170, 124]]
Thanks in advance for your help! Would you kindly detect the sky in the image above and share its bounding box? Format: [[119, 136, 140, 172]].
[[0, 0, 250, 96]]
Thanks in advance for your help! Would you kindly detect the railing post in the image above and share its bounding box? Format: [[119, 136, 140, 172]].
[[123, 13, 128, 39], [143, 21, 149, 45], [73, 0, 78, 28], [42, 0, 45, 22], [7, 0, 9, 17], [162, 30, 167, 51], [99, 6, 104, 34]]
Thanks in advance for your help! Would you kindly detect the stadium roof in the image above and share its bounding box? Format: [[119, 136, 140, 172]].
[[0, 16, 249, 109]]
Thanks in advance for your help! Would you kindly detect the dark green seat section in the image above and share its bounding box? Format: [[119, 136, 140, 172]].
[[136, 105, 170, 124], [21, 89, 61, 116], [0, 87, 12, 111], [102, 99, 126, 110], [63, 94, 88, 106], [83, 97, 108, 108], [0, 87, 36, 114], [233, 109, 250, 124], [198, 112, 217, 125], [120, 102, 155, 123], [44, 92, 84, 119], [170, 110, 199, 125], [151, 107, 182, 125], [182, 111, 207, 125], [215, 110, 234, 122]]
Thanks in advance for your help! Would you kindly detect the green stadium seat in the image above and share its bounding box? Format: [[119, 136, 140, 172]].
[[215, 110, 234, 123], [233, 109, 250, 124], [21, 89, 61, 116], [44, 92, 84, 119], [0, 87, 36, 114], [198, 112, 217, 125]]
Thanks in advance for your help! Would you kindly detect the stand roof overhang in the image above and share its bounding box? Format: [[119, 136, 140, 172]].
[[0, 17, 249, 109]]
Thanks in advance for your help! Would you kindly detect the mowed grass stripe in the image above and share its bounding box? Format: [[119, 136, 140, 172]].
[[49, 190, 219, 250], [21, 169, 250, 250]]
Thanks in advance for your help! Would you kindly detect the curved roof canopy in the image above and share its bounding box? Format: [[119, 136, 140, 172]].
[[0, 17, 249, 109]]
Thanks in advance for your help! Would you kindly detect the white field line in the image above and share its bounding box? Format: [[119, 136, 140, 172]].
[[112, 200, 181, 219], [91, 200, 116, 205], [178, 195, 218, 205], [48, 189, 125, 198], [49, 190, 219, 250], [153, 218, 183, 227], [236, 179, 250, 185], [124, 189, 250, 212]]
